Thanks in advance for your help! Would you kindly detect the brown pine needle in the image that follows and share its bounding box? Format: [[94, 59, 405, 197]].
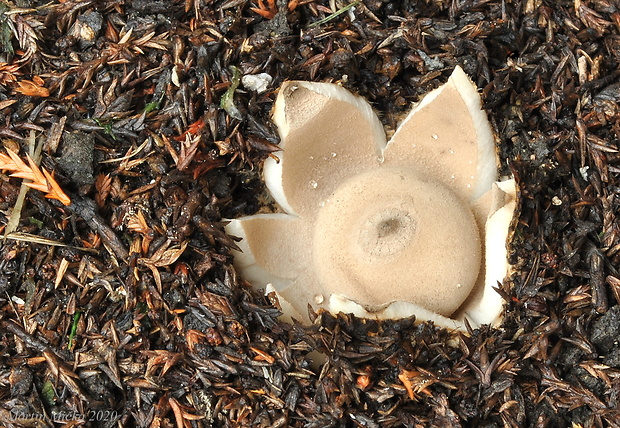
[[0, 148, 71, 206]]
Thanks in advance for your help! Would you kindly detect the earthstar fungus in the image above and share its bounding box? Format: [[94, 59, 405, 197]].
[[227, 66, 516, 330]]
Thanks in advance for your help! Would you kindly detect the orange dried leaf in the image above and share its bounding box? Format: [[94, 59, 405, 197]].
[[250, 7, 276, 19], [26, 155, 48, 185], [0, 148, 70, 205], [23, 181, 49, 192], [0, 152, 14, 170], [249, 347, 275, 364], [288, 0, 299, 11], [398, 369, 419, 400], [251, 0, 277, 19], [0, 99, 17, 110], [15, 79, 50, 97], [173, 118, 205, 142], [168, 397, 204, 427], [0, 62, 21, 86], [5, 148, 34, 180], [398, 369, 435, 401], [41, 169, 71, 206]]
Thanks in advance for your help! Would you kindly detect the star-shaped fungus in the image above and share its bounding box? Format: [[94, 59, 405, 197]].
[[226, 66, 516, 330]]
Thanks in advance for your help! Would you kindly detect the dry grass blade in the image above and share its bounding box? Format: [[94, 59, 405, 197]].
[[1, 232, 96, 252], [0, 148, 71, 205]]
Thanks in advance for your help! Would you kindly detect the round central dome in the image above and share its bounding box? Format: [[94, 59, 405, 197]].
[[358, 207, 415, 257], [313, 168, 481, 316]]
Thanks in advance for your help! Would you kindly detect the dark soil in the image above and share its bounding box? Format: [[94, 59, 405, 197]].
[[1, 0, 620, 427]]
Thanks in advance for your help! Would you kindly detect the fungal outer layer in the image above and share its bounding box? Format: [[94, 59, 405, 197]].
[[225, 66, 516, 331]]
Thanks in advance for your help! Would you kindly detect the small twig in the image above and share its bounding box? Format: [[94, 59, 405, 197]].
[[1, 320, 72, 360], [66, 197, 129, 261]]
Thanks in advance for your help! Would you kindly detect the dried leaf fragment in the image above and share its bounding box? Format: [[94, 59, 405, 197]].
[[140, 240, 188, 268], [250, 0, 278, 19], [398, 369, 435, 401], [169, 396, 204, 428], [0, 148, 71, 205], [15, 77, 50, 97]]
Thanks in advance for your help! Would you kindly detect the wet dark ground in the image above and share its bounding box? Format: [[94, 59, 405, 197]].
[[1, 0, 620, 426]]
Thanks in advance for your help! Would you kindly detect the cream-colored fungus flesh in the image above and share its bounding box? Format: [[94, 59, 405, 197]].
[[225, 66, 516, 330], [314, 168, 480, 317]]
